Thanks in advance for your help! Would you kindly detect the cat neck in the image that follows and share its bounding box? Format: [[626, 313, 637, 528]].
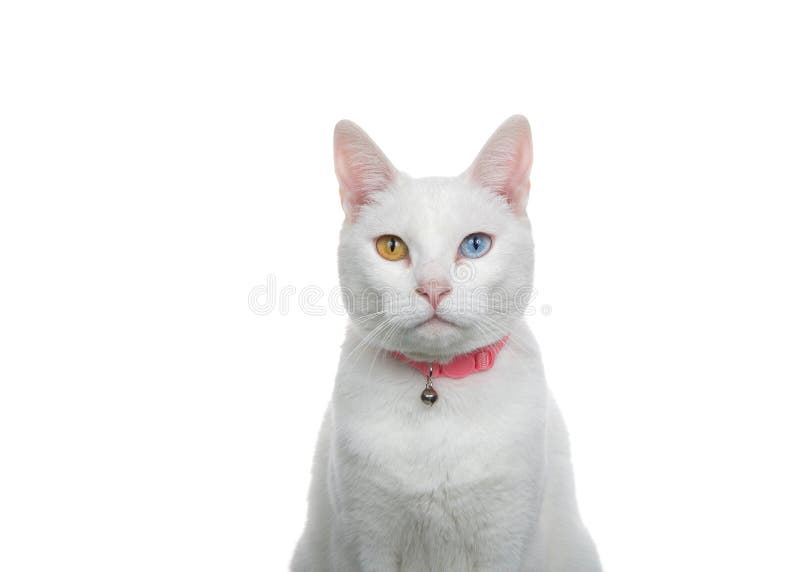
[[390, 336, 509, 379]]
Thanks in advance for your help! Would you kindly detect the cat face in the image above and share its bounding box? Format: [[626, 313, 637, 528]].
[[335, 116, 534, 361]]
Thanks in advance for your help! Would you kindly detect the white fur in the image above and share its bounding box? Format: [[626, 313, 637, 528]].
[[292, 117, 601, 571]]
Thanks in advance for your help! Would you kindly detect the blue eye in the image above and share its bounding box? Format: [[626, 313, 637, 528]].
[[459, 233, 492, 258]]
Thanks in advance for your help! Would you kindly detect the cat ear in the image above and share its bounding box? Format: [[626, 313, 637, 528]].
[[466, 115, 533, 214], [334, 120, 397, 221]]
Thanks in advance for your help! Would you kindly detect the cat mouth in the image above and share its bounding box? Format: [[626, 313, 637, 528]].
[[420, 315, 457, 327]]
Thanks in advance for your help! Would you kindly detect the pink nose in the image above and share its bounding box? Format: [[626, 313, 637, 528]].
[[415, 280, 452, 311]]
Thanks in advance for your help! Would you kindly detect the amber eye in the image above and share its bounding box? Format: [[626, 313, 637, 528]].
[[376, 235, 409, 261]]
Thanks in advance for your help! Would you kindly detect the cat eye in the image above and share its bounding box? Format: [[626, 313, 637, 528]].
[[459, 233, 492, 259], [376, 235, 409, 261]]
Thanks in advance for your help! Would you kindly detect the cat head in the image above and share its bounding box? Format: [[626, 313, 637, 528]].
[[335, 116, 534, 362]]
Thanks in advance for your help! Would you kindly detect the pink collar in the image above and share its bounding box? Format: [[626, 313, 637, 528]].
[[391, 336, 509, 379]]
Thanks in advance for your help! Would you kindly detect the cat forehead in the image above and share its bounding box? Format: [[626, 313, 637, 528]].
[[355, 175, 514, 235]]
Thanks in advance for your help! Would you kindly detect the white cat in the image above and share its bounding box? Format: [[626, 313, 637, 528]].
[[291, 116, 602, 571]]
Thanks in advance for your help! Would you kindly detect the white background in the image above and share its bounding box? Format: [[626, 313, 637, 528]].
[[1, 1, 799, 570]]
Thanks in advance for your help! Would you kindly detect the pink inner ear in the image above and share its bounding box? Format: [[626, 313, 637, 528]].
[[468, 115, 533, 213], [334, 120, 396, 220]]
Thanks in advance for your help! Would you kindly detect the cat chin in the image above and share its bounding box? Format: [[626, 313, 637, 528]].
[[411, 316, 460, 339], [371, 318, 505, 362]]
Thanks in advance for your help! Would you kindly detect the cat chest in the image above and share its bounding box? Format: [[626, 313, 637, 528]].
[[331, 418, 542, 539], [331, 455, 540, 569]]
